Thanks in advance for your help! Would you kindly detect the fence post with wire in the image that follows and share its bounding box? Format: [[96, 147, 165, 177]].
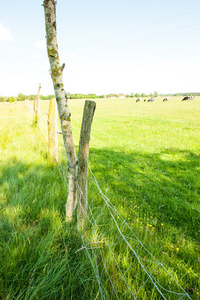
[[77, 100, 96, 228]]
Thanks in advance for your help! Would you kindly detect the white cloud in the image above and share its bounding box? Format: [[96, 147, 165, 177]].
[[0, 22, 13, 41], [35, 40, 46, 49], [9, 46, 19, 51]]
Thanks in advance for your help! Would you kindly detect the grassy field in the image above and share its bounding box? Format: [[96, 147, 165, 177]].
[[0, 97, 200, 299]]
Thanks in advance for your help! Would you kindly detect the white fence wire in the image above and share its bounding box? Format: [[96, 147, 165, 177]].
[[25, 99, 195, 300]]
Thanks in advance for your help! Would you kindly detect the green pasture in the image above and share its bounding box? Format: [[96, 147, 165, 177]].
[[0, 97, 199, 299]]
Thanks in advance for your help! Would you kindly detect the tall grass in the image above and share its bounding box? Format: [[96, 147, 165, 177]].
[[0, 102, 98, 299], [0, 97, 200, 299]]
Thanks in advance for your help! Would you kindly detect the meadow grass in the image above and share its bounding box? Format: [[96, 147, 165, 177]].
[[69, 96, 200, 299], [0, 97, 200, 299], [0, 102, 98, 299]]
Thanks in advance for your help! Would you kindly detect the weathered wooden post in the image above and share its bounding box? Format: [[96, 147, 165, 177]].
[[48, 98, 58, 163], [77, 100, 96, 227], [34, 83, 41, 125]]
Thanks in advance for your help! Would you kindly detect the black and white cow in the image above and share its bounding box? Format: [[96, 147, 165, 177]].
[[136, 97, 142, 102], [163, 97, 170, 102], [148, 97, 156, 102], [182, 96, 191, 101]]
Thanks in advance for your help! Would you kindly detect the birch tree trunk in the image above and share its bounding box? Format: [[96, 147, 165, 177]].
[[43, 0, 77, 221]]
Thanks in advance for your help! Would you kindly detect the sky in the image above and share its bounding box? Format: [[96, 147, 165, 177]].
[[0, 0, 200, 96]]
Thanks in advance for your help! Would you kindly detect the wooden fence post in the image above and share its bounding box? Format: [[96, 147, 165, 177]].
[[34, 83, 41, 125], [77, 100, 96, 228], [48, 99, 58, 163]]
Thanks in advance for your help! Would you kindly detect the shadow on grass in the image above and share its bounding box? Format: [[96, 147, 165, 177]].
[[0, 147, 199, 299], [0, 158, 98, 300], [86, 147, 200, 298], [89, 147, 200, 242]]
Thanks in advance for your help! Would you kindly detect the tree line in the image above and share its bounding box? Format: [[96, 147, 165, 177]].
[[160, 92, 200, 97], [1, 91, 199, 102], [0, 93, 55, 102]]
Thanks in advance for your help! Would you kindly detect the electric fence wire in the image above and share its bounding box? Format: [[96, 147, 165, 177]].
[[75, 156, 192, 299], [64, 139, 194, 299], [25, 101, 194, 299]]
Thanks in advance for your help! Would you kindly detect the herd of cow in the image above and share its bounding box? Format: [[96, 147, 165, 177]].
[[136, 96, 195, 102]]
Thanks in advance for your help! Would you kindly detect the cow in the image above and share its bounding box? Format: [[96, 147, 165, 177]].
[[148, 97, 156, 102], [136, 97, 142, 102], [163, 97, 170, 102], [182, 96, 191, 101], [144, 99, 146, 102]]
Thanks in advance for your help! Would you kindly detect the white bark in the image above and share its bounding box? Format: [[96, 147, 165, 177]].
[[43, 0, 77, 221]]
